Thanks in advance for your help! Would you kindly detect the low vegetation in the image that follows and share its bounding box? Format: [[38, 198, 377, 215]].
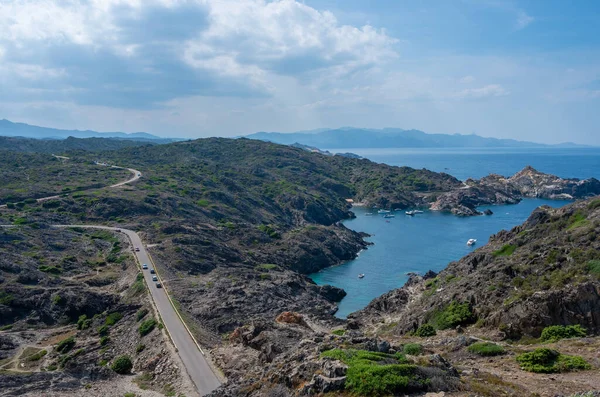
[[467, 342, 505, 356], [139, 318, 157, 337], [111, 355, 133, 374], [516, 348, 591, 373], [540, 325, 587, 342], [402, 343, 423, 355], [413, 324, 436, 337], [493, 244, 517, 257], [321, 349, 426, 396], [26, 349, 48, 362], [136, 308, 149, 322], [427, 301, 475, 330], [56, 336, 76, 354]]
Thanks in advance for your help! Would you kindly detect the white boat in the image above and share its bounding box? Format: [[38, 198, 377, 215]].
[[365, 212, 374, 216], [467, 239, 477, 246], [414, 210, 424, 214], [358, 273, 365, 279], [383, 214, 395, 218], [405, 210, 415, 216], [377, 209, 391, 214]]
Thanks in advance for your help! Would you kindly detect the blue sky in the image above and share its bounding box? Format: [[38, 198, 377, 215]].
[[0, 0, 599, 144]]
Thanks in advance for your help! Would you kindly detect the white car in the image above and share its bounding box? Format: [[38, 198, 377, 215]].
[[152, 275, 158, 282], [142, 264, 148, 270]]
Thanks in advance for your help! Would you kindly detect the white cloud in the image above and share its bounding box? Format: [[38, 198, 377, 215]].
[[454, 84, 509, 99], [459, 75, 475, 84], [0, 0, 397, 107], [516, 10, 534, 30]]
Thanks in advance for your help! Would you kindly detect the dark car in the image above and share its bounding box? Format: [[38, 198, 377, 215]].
[[156, 283, 162, 288], [150, 269, 155, 274]]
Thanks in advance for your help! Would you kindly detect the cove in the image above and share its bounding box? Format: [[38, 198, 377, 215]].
[[310, 198, 571, 318]]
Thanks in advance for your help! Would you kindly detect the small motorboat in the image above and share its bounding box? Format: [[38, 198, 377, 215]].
[[365, 212, 374, 216], [467, 238, 477, 246], [383, 214, 395, 218], [414, 210, 424, 214], [405, 210, 415, 216], [377, 209, 391, 214], [358, 274, 365, 279]]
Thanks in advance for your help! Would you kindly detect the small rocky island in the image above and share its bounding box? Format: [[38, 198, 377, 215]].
[[429, 166, 600, 216]]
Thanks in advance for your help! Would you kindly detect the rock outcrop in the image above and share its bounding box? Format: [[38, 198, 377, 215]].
[[430, 166, 600, 216]]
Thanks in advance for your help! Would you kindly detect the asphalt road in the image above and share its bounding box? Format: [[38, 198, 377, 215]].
[[54, 225, 222, 396]]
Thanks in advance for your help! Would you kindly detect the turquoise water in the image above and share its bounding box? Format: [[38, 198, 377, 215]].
[[310, 148, 600, 318]]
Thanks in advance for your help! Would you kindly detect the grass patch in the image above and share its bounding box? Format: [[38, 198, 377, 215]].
[[26, 349, 47, 362], [321, 349, 423, 396], [403, 343, 423, 355], [467, 342, 505, 356], [332, 329, 345, 336], [567, 212, 590, 230], [100, 336, 110, 346], [77, 315, 91, 330], [587, 260, 600, 279], [427, 301, 475, 330], [540, 325, 587, 343], [139, 319, 157, 337], [136, 344, 145, 353], [516, 348, 591, 373], [493, 244, 517, 257], [56, 336, 75, 354], [255, 264, 277, 271]]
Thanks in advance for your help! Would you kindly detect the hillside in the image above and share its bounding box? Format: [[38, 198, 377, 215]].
[[246, 127, 558, 149], [0, 119, 171, 141], [0, 136, 160, 153]]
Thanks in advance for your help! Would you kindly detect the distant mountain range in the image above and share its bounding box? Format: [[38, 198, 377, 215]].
[[246, 127, 588, 149], [0, 119, 175, 141]]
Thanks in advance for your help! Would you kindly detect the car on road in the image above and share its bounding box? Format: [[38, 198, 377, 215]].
[[142, 264, 148, 270], [156, 283, 162, 288], [135, 247, 140, 252], [150, 269, 155, 274], [152, 275, 158, 282], [115, 229, 121, 232]]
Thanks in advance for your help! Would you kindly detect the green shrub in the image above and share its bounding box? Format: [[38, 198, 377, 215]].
[[588, 199, 600, 211], [97, 325, 110, 336], [111, 355, 133, 374], [493, 244, 516, 257], [255, 264, 277, 271], [77, 315, 91, 330], [259, 273, 272, 280], [467, 342, 505, 356], [403, 343, 423, 355], [39, 265, 62, 274], [124, 393, 136, 397], [332, 329, 345, 336], [105, 312, 123, 326], [100, 336, 110, 346], [568, 212, 589, 230], [139, 319, 157, 337], [196, 199, 210, 207], [321, 349, 420, 396], [516, 348, 591, 373], [56, 336, 75, 354], [540, 325, 587, 342], [136, 308, 149, 322], [428, 301, 475, 330], [413, 324, 436, 337], [52, 295, 64, 305], [26, 349, 48, 361], [136, 344, 145, 353]]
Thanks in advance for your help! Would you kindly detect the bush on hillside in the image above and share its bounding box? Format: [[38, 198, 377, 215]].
[[540, 325, 586, 343], [467, 342, 505, 356], [111, 355, 133, 374], [516, 348, 591, 373]]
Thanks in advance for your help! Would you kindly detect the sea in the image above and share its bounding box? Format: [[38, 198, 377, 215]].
[[309, 147, 600, 318]]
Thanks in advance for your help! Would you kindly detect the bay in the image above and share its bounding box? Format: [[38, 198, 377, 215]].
[[309, 148, 600, 318]]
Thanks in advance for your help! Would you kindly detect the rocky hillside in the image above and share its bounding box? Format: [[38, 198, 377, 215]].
[[0, 226, 195, 396], [354, 197, 600, 339], [431, 166, 600, 216]]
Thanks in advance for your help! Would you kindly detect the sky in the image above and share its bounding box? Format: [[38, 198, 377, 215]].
[[0, 0, 599, 144]]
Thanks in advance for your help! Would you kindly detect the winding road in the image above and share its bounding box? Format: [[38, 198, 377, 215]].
[[0, 158, 222, 396], [54, 225, 222, 395]]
